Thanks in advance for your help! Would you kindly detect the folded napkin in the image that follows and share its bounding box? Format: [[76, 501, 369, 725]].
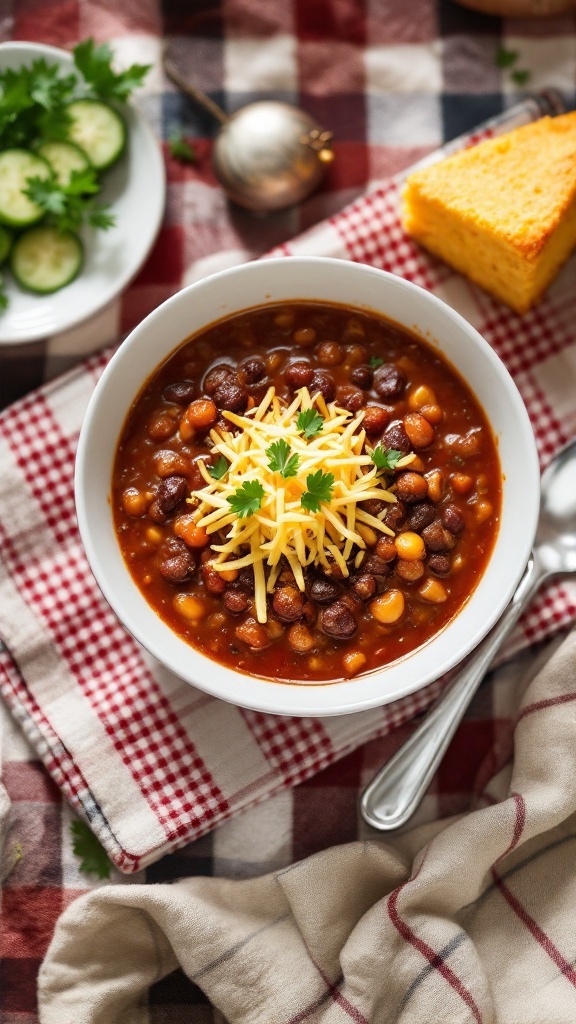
[[38, 627, 576, 1023], [1, 94, 575, 874]]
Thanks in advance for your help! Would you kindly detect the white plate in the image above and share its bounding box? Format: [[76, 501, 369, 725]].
[[0, 41, 166, 345]]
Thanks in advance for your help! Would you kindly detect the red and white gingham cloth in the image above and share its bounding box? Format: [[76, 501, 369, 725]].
[[1, 97, 575, 874]]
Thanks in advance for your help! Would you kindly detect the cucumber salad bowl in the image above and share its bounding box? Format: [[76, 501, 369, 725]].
[[0, 40, 165, 344]]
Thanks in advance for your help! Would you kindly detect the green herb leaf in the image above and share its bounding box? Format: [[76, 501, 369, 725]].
[[369, 355, 384, 369], [297, 408, 324, 439], [73, 38, 150, 101], [168, 131, 197, 164], [301, 470, 334, 513], [511, 68, 531, 86], [495, 45, 518, 69], [208, 456, 229, 480], [0, 272, 8, 311], [70, 819, 112, 880], [24, 169, 115, 233], [266, 439, 300, 479], [370, 446, 403, 472], [227, 479, 265, 518]]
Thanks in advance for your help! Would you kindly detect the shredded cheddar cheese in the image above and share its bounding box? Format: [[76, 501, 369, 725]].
[[189, 387, 413, 623]]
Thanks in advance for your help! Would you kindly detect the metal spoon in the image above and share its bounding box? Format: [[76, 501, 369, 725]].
[[162, 43, 333, 213], [361, 436, 576, 832]]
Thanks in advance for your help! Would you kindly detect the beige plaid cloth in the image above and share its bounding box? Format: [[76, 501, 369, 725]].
[[38, 626, 576, 1023]]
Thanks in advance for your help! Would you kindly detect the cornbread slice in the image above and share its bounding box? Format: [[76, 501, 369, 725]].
[[401, 112, 576, 313]]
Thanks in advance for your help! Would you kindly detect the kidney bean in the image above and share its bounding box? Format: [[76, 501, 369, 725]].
[[361, 498, 387, 517], [157, 538, 195, 583], [163, 380, 196, 405], [373, 364, 405, 399], [395, 471, 428, 503], [350, 364, 373, 389], [384, 501, 406, 530], [363, 554, 392, 576], [213, 379, 249, 412], [316, 341, 344, 366], [202, 563, 227, 594], [375, 536, 397, 562], [320, 601, 357, 639], [336, 384, 364, 413], [421, 521, 456, 551], [310, 370, 336, 402], [403, 412, 435, 449], [309, 578, 340, 603], [360, 407, 388, 437], [428, 553, 451, 576], [148, 499, 167, 524], [156, 475, 188, 514], [382, 420, 411, 453], [147, 411, 177, 441], [351, 573, 377, 600], [407, 502, 436, 532], [224, 590, 250, 614], [238, 355, 266, 385], [285, 360, 314, 390], [441, 504, 465, 534], [203, 363, 233, 395], [272, 586, 305, 622]]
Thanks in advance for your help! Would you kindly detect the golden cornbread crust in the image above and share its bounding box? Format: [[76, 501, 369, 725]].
[[401, 111, 576, 313]]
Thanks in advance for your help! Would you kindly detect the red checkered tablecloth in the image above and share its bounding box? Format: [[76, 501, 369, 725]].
[[1, 2, 576, 1021]]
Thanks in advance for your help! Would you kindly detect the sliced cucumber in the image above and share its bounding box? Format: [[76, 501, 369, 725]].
[[0, 149, 52, 228], [0, 225, 13, 266], [65, 99, 126, 171], [10, 226, 83, 294], [37, 140, 91, 187]]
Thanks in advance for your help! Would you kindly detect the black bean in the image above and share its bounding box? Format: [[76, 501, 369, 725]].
[[148, 499, 167, 524], [361, 498, 387, 517], [336, 384, 365, 413], [229, 568, 255, 593], [214, 379, 249, 412], [373, 364, 405, 399], [441, 504, 465, 534], [350, 364, 373, 389], [422, 521, 456, 552], [351, 573, 376, 600], [428, 554, 451, 576], [224, 590, 250, 614], [382, 420, 411, 453], [203, 363, 233, 396], [407, 502, 436, 532], [238, 355, 266, 385], [320, 601, 357, 639], [156, 475, 188, 514], [384, 501, 406, 530], [285, 360, 314, 390], [363, 554, 392, 577], [163, 380, 196, 405], [272, 586, 305, 622], [157, 538, 195, 582], [309, 577, 340, 604], [310, 369, 336, 403]]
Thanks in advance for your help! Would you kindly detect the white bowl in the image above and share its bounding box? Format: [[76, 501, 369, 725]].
[[0, 41, 165, 345], [75, 257, 540, 717]]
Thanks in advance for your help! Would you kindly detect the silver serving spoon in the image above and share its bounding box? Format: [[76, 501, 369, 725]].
[[361, 436, 576, 832], [162, 43, 333, 213]]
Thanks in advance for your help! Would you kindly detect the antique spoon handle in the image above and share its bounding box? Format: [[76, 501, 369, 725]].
[[162, 47, 228, 125], [360, 553, 546, 831]]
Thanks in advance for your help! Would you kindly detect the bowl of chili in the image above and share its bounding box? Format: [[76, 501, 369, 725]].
[[75, 257, 540, 716]]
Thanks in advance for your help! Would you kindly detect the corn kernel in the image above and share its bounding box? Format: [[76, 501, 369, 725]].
[[395, 531, 425, 561], [418, 578, 447, 604], [145, 526, 163, 545], [426, 469, 444, 503], [474, 499, 493, 525], [451, 554, 465, 573], [369, 590, 405, 624], [408, 384, 437, 410], [218, 567, 239, 583], [343, 650, 367, 677], [173, 594, 206, 621], [266, 618, 284, 640], [451, 472, 473, 496]]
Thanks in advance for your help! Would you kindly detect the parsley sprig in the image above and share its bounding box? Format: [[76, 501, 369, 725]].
[[227, 480, 265, 518], [266, 439, 299, 479], [370, 446, 403, 472], [208, 456, 229, 481], [369, 355, 384, 369], [297, 408, 324, 439], [70, 819, 111, 880], [24, 168, 115, 232], [73, 38, 150, 102], [168, 130, 197, 164], [301, 470, 334, 512]]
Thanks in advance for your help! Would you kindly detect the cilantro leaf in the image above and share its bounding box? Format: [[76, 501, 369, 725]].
[[495, 45, 518, 69], [511, 69, 531, 86], [301, 470, 334, 512], [73, 38, 150, 101], [168, 131, 197, 164], [369, 355, 384, 369], [24, 169, 115, 233], [297, 408, 324, 439], [70, 819, 111, 880], [266, 439, 300, 479], [208, 456, 229, 480], [227, 480, 265, 518], [370, 446, 403, 472]]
